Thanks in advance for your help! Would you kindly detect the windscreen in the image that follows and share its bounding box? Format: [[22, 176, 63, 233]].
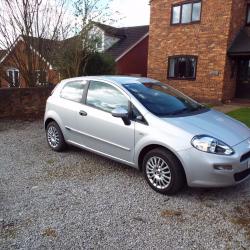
[[123, 81, 207, 117]]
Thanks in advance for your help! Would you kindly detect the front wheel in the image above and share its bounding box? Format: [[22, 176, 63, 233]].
[[142, 148, 185, 195], [46, 121, 66, 152]]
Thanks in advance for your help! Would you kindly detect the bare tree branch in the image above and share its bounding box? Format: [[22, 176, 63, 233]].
[[0, 0, 69, 87]]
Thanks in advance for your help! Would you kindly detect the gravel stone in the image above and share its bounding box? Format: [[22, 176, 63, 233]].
[[1, 120, 250, 249]]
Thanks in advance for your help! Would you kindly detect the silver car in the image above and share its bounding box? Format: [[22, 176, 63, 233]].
[[44, 76, 250, 194]]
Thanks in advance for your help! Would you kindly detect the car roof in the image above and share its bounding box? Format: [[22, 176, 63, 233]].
[[61, 76, 159, 86]]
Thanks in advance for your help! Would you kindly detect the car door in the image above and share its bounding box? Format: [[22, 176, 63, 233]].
[[74, 80, 135, 164], [56, 80, 87, 142]]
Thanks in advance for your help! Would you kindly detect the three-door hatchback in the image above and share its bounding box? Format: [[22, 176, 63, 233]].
[[44, 76, 250, 194]]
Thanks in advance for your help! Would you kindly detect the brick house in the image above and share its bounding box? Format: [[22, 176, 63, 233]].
[[148, 0, 250, 102], [0, 36, 60, 88]]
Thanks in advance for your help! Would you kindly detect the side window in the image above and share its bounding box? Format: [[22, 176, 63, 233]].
[[86, 81, 128, 113], [60, 81, 86, 102]]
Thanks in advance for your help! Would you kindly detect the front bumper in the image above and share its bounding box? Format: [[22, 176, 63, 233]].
[[178, 138, 250, 187]]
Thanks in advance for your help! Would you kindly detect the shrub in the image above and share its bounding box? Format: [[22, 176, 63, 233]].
[[83, 52, 116, 76]]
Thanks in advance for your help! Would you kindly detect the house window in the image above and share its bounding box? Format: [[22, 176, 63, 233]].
[[34, 70, 47, 86], [172, 1, 201, 25], [168, 56, 197, 80], [96, 35, 104, 51], [7, 68, 19, 87], [90, 28, 104, 52], [247, 4, 250, 25]]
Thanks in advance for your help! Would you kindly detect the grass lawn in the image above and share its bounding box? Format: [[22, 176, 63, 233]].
[[227, 108, 250, 127]]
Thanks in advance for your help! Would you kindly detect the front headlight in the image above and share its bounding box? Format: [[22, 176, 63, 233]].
[[191, 135, 234, 155]]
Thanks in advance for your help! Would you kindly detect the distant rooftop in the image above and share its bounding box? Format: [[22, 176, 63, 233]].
[[94, 22, 149, 61], [0, 23, 149, 65]]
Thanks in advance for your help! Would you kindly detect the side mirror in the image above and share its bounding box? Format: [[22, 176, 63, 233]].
[[112, 107, 131, 126], [112, 107, 129, 118]]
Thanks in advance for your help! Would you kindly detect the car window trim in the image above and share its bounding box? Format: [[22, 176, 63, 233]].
[[82, 80, 90, 104], [129, 102, 148, 126]]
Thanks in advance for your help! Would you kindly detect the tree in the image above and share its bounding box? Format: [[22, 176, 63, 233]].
[[83, 52, 116, 75], [0, 0, 69, 87], [55, 0, 117, 79]]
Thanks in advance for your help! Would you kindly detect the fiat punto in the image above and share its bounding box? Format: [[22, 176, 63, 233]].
[[44, 76, 250, 194]]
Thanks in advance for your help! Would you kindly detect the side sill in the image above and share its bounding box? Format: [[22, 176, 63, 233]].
[[67, 140, 137, 169]]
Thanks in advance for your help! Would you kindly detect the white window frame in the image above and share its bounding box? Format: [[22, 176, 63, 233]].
[[6, 68, 19, 87], [34, 69, 48, 86], [171, 0, 202, 25]]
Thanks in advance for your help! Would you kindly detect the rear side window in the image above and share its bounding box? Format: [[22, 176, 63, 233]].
[[60, 81, 86, 102], [86, 81, 128, 113]]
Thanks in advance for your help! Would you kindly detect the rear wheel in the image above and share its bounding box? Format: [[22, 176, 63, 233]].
[[142, 148, 185, 195], [46, 121, 66, 152]]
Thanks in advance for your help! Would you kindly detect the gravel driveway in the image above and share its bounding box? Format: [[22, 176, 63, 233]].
[[1, 120, 250, 249]]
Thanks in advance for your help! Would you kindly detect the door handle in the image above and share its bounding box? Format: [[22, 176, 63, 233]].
[[79, 110, 87, 116]]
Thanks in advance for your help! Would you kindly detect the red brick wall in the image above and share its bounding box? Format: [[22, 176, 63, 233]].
[[148, 0, 247, 102], [116, 36, 149, 77], [0, 87, 53, 119]]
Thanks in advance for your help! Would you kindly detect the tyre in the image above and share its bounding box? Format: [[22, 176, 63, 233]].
[[142, 148, 185, 195], [46, 121, 66, 152]]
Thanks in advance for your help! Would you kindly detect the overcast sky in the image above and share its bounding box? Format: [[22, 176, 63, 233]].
[[0, 0, 151, 48], [110, 0, 150, 27]]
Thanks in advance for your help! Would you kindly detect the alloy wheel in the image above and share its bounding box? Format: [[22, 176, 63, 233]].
[[47, 126, 60, 148], [146, 156, 171, 189]]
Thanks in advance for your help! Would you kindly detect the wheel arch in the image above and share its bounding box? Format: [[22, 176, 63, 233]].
[[45, 118, 56, 129], [137, 144, 187, 183], [44, 110, 64, 131]]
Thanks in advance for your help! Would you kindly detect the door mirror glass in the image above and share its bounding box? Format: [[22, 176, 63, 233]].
[[112, 107, 129, 118]]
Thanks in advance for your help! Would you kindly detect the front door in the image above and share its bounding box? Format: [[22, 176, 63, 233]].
[[236, 58, 250, 98], [75, 80, 135, 164]]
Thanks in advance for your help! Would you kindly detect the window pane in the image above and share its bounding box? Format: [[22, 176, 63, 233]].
[[186, 57, 196, 77], [14, 70, 19, 86], [247, 6, 250, 24], [172, 6, 181, 24], [192, 2, 201, 21], [179, 58, 187, 77], [8, 71, 13, 80], [61, 81, 86, 102], [238, 60, 250, 80], [168, 56, 197, 79], [182, 3, 192, 23], [35, 70, 47, 84], [86, 81, 128, 113], [169, 58, 176, 77]]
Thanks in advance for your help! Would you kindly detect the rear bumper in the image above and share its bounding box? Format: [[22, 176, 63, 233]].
[[178, 138, 250, 187]]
